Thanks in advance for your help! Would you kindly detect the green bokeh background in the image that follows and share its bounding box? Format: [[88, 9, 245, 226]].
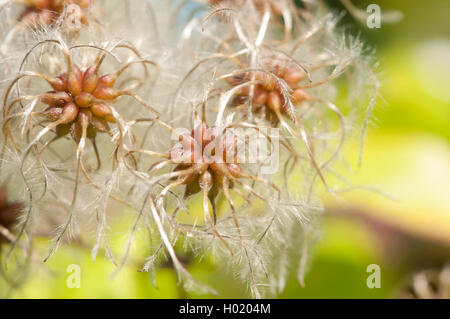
[[2, 0, 450, 298]]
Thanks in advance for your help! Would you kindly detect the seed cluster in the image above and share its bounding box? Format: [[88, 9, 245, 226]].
[[170, 123, 242, 199], [19, 0, 90, 26], [230, 64, 308, 124], [43, 63, 117, 142]]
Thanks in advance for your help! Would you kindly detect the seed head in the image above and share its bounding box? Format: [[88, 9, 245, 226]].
[[42, 62, 118, 143], [18, 0, 91, 26]]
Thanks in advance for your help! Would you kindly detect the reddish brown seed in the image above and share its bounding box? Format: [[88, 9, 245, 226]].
[[67, 65, 83, 96], [82, 66, 98, 93], [50, 74, 68, 92], [284, 67, 305, 85], [41, 91, 71, 107], [199, 170, 213, 190], [91, 103, 111, 118], [79, 0, 91, 9], [33, 0, 51, 10], [267, 91, 283, 111], [60, 102, 79, 124], [292, 89, 308, 104], [105, 114, 115, 123], [227, 163, 242, 178], [44, 106, 63, 121], [74, 92, 94, 108], [252, 87, 268, 107], [93, 87, 118, 100], [97, 74, 117, 88]]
